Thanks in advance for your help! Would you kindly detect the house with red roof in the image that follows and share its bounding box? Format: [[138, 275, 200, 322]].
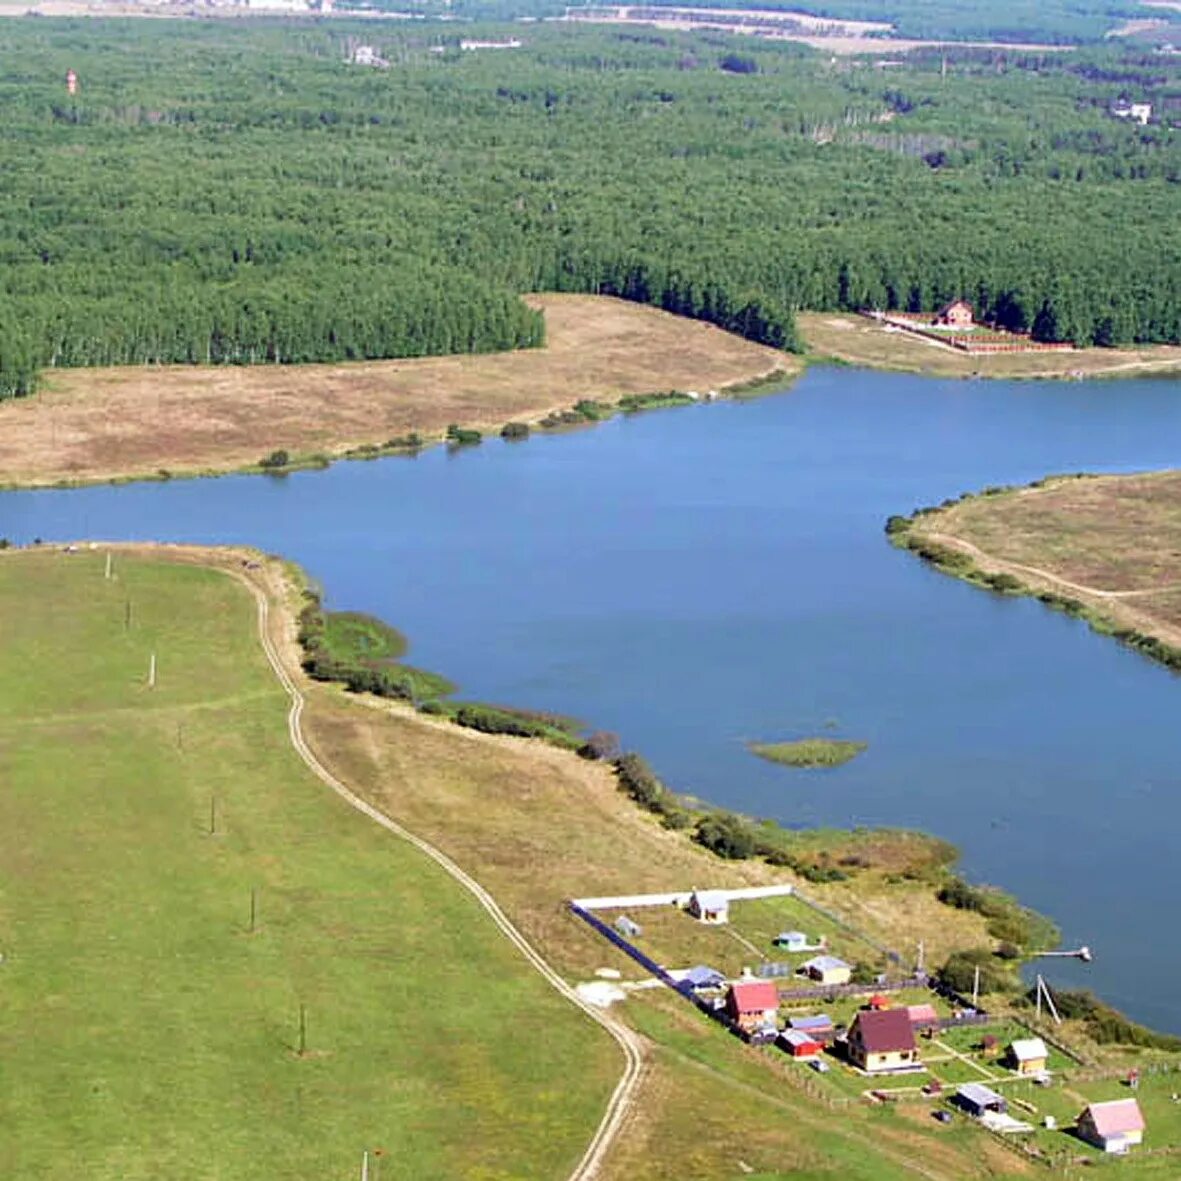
[[1077, 1098, 1145, 1153], [846, 1008, 921, 1074], [725, 981, 779, 1034]]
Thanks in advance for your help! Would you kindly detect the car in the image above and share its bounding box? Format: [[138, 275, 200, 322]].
[[809, 1058, 830, 1073]]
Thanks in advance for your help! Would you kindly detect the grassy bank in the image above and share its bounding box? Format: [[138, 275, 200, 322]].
[[0, 295, 795, 490], [887, 471, 1181, 676], [0, 548, 618, 1180], [749, 738, 868, 769]]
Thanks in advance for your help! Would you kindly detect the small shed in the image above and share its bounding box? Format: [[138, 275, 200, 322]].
[[846, 1008, 920, 1074], [933, 299, 974, 328], [799, 954, 852, 986], [1077, 1098, 1145, 1154], [906, 1003, 939, 1030], [772, 930, 809, 952], [778, 1028, 823, 1058], [688, 889, 730, 925], [726, 980, 780, 1033], [1006, 1037, 1048, 1076], [681, 965, 726, 991], [789, 1013, 834, 1039], [867, 994, 891, 1010], [955, 1083, 1008, 1118], [614, 915, 642, 938]]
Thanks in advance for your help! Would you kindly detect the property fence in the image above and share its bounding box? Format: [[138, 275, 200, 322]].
[[869, 312, 1076, 355], [790, 886, 900, 963]]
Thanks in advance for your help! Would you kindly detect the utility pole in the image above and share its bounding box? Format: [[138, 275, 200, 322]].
[[148, 652, 156, 689], [972, 964, 980, 1007], [361, 1151, 369, 1181], [104, 551, 112, 580], [298, 1004, 307, 1057], [916, 939, 925, 975], [250, 888, 257, 933]]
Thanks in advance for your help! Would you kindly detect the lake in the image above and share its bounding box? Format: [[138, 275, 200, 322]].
[[4, 366, 1181, 1031]]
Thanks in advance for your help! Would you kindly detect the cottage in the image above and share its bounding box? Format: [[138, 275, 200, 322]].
[[1077, 1098, 1145, 1154], [680, 965, 726, 991], [955, 1083, 1008, 1119], [1006, 1037, 1049, 1076], [789, 1013, 834, 1039], [846, 1008, 921, 1074], [772, 930, 809, 952], [933, 299, 974, 329], [778, 1028, 823, 1058], [725, 980, 780, 1033], [799, 954, 852, 986], [906, 1003, 939, 1030], [688, 889, 730, 925]]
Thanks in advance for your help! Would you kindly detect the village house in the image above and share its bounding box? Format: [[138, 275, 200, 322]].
[[725, 980, 780, 1034], [679, 965, 725, 991], [1077, 1098, 1146, 1154], [688, 889, 729, 925], [933, 299, 974, 329], [845, 1008, 921, 1074], [778, 1028, 823, 1058], [1006, 1037, 1049, 1076], [798, 954, 852, 986]]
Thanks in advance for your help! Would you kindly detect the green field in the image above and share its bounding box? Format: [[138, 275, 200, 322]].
[[0, 549, 616, 1180]]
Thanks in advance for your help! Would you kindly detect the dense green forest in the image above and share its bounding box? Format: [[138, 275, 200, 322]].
[[0, 19, 1179, 397]]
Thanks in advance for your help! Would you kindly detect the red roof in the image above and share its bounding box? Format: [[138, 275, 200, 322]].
[[728, 981, 779, 1014], [868, 994, 890, 1009], [1084, 1099, 1145, 1138], [906, 1003, 939, 1025], [852, 1008, 916, 1053]]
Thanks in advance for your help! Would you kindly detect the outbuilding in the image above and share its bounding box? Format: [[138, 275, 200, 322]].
[[954, 1083, 1008, 1119], [1077, 1098, 1145, 1154], [614, 915, 642, 938], [688, 889, 730, 925], [1006, 1037, 1049, 1076], [726, 980, 780, 1033], [906, 1003, 939, 1030], [789, 1014, 834, 1040], [846, 1008, 921, 1074], [772, 930, 810, 952], [799, 954, 852, 986], [778, 1029, 823, 1058], [680, 965, 726, 991]]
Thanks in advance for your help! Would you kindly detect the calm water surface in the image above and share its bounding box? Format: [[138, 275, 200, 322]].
[[4, 367, 1181, 1030]]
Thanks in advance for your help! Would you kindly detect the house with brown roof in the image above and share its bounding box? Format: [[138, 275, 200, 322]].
[[845, 1008, 921, 1074], [1077, 1098, 1145, 1153], [725, 980, 779, 1034], [933, 299, 974, 328]]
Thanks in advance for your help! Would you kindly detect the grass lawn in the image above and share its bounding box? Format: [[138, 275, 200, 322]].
[[0, 548, 618, 1180]]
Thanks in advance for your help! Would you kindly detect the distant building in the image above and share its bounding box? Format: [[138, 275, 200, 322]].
[[680, 965, 726, 990], [725, 980, 780, 1034], [1077, 1098, 1146, 1154], [846, 1008, 920, 1074], [1111, 98, 1152, 125], [688, 889, 729, 925], [614, 915, 642, 938], [1006, 1037, 1049, 1076], [955, 1083, 1008, 1119], [66, 69, 78, 96], [906, 1003, 939, 1030], [351, 45, 390, 68], [772, 930, 810, 952], [798, 954, 852, 986], [933, 299, 974, 329], [789, 1013, 834, 1039]]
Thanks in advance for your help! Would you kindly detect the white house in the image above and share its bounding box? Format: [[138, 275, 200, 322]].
[[1077, 1098, 1145, 1153], [688, 889, 729, 924], [772, 930, 810, 952]]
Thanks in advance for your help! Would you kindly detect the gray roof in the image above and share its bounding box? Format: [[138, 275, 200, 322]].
[[957, 1083, 1006, 1108], [802, 954, 850, 972]]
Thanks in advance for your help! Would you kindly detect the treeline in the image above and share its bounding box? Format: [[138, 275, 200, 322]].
[[1, 21, 1180, 398]]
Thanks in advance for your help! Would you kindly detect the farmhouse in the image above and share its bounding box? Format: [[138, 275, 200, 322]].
[[1077, 1098, 1146, 1154], [688, 889, 729, 925], [1006, 1037, 1049, 1076], [845, 1008, 921, 1074], [799, 954, 852, 986], [778, 1028, 823, 1058], [933, 299, 974, 329], [772, 930, 810, 952], [955, 1083, 1008, 1119], [726, 981, 780, 1034]]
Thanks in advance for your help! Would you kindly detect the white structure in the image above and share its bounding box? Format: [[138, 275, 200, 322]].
[[772, 930, 811, 952], [1078, 1099, 1145, 1153], [1111, 99, 1152, 125], [799, 954, 852, 985], [688, 889, 730, 925]]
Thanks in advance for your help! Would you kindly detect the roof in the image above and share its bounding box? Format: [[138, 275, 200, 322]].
[[957, 1083, 1006, 1109], [691, 889, 729, 910], [728, 981, 779, 1014], [868, 993, 890, 1007], [790, 1014, 833, 1032], [1009, 1037, 1048, 1062], [938, 298, 972, 314], [683, 965, 725, 988], [775, 930, 807, 942], [906, 1003, 939, 1025], [780, 1029, 822, 1048], [852, 1008, 916, 1053], [1083, 1098, 1146, 1138], [801, 954, 850, 973]]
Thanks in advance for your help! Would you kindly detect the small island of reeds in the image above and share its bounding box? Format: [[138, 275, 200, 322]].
[[749, 737, 868, 769]]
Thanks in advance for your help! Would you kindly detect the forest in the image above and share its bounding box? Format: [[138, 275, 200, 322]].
[[0, 18, 1179, 398]]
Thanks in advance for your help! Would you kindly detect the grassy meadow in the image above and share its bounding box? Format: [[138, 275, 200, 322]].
[[0, 548, 617, 1180]]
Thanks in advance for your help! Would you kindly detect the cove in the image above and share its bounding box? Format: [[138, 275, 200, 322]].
[[4, 366, 1181, 1032]]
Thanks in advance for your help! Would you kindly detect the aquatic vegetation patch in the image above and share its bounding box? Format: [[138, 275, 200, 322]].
[[749, 737, 868, 768]]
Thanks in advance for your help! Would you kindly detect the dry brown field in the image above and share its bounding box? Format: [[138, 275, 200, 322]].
[[799, 313, 1181, 380], [0, 294, 794, 489], [904, 471, 1181, 648]]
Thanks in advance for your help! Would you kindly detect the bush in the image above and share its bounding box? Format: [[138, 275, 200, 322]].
[[259, 449, 290, 469], [694, 811, 757, 860], [445, 424, 482, 446], [578, 730, 622, 761], [1033, 989, 1181, 1050], [884, 515, 912, 536], [500, 421, 530, 440], [938, 949, 1015, 996]]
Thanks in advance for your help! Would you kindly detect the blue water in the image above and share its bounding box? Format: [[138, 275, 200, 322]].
[[5, 367, 1181, 1030]]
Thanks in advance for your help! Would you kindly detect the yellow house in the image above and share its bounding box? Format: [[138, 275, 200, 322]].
[[846, 1009, 921, 1074], [798, 954, 852, 986], [1007, 1037, 1048, 1076]]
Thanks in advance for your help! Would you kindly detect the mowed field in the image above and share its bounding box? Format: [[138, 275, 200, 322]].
[[799, 314, 1181, 380], [902, 471, 1181, 649], [0, 295, 793, 489], [0, 549, 618, 1180]]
